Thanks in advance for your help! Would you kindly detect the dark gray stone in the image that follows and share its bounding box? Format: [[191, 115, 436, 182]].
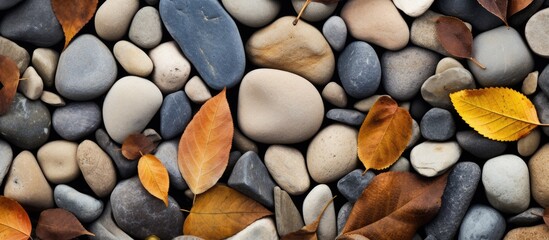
[[53, 102, 101, 141], [95, 129, 138, 179], [222, 151, 242, 179], [322, 16, 347, 52], [89, 202, 133, 240], [458, 204, 506, 240], [436, 0, 502, 31], [54, 184, 103, 223], [456, 130, 508, 159], [0, 0, 62, 46], [159, 0, 245, 90], [0, 0, 24, 10], [0, 139, 13, 186], [337, 202, 353, 235], [425, 162, 481, 240], [228, 151, 277, 208], [338, 41, 381, 99], [337, 169, 375, 203], [410, 97, 430, 121], [507, 207, 544, 226], [0, 94, 50, 150], [160, 91, 192, 140], [420, 108, 455, 141], [274, 186, 304, 237], [532, 93, 549, 136], [155, 140, 187, 190], [326, 109, 365, 126], [111, 177, 183, 239]]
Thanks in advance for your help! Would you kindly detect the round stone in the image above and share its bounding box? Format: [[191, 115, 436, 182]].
[[338, 41, 381, 99], [420, 108, 456, 141], [160, 91, 192, 140], [393, 0, 434, 17], [77, 140, 117, 198], [529, 144, 549, 208], [518, 128, 541, 157], [322, 16, 347, 52], [421, 68, 476, 109], [303, 184, 336, 240], [149, 41, 191, 94], [458, 205, 506, 240], [113, 40, 153, 77], [94, 0, 139, 41], [0, 139, 12, 185], [322, 82, 347, 108], [129, 6, 162, 49], [53, 102, 102, 141], [54, 184, 103, 223], [436, 57, 464, 74], [18, 66, 43, 100], [37, 140, 79, 184], [291, 0, 337, 22], [184, 76, 212, 104], [221, 0, 280, 28], [31, 48, 58, 87], [265, 145, 310, 195], [525, 8, 549, 58], [410, 141, 461, 177]]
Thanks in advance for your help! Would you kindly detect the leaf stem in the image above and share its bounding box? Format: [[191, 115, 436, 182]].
[[317, 196, 337, 222], [293, 0, 311, 25], [538, 123, 549, 127], [468, 57, 486, 69]]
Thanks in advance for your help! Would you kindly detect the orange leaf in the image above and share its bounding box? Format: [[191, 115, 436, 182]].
[[0, 55, 21, 115], [36, 208, 94, 240], [51, 0, 98, 49], [184, 185, 272, 239], [121, 133, 159, 160], [435, 16, 486, 69], [357, 96, 412, 171], [0, 196, 31, 240], [138, 154, 170, 206], [508, 0, 534, 16], [282, 196, 336, 240], [477, 0, 508, 25], [178, 88, 233, 195], [339, 172, 448, 240]]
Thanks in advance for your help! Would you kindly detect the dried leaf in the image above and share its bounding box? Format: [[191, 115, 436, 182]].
[[178, 88, 233, 195], [435, 16, 486, 69], [543, 207, 549, 227], [450, 87, 544, 141], [183, 185, 272, 239], [477, 0, 508, 25], [36, 208, 94, 240], [313, 0, 340, 3], [0, 196, 31, 240], [339, 172, 448, 240], [51, 0, 98, 48], [508, 0, 534, 16], [138, 154, 170, 206], [0, 55, 21, 115], [357, 96, 412, 171], [121, 133, 159, 160], [282, 196, 336, 240]]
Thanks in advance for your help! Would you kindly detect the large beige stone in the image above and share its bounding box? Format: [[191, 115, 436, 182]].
[[77, 140, 117, 197], [529, 144, 549, 208], [265, 145, 310, 195], [113, 40, 153, 77], [95, 0, 139, 41], [37, 140, 79, 184], [504, 224, 549, 240]]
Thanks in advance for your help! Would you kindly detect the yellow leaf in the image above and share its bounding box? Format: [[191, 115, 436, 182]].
[[358, 96, 412, 171], [178, 88, 233, 195], [138, 154, 170, 206], [51, 0, 98, 49], [450, 87, 543, 141], [0, 196, 31, 240]]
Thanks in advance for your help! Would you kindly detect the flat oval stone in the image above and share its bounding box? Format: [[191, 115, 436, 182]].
[[322, 82, 347, 108], [77, 140, 117, 198], [103, 76, 163, 143], [113, 40, 153, 77], [518, 128, 541, 157], [54, 184, 103, 223], [129, 6, 162, 49], [19, 66, 43, 100], [95, 129, 137, 179], [410, 141, 461, 177], [95, 0, 139, 41], [291, 0, 337, 22], [0, 36, 30, 74], [529, 144, 549, 208], [221, 0, 280, 28], [184, 76, 212, 104], [238, 69, 324, 144], [456, 130, 507, 159], [0, 139, 12, 186], [458, 205, 506, 240], [420, 108, 455, 141], [0, 0, 23, 10], [53, 102, 102, 141], [436, 57, 464, 74], [55, 34, 117, 101], [32, 48, 59, 87], [421, 68, 476, 109], [338, 41, 381, 99], [37, 140, 79, 184], [40, 91, 65, 107], [322, 16, 347, 52], [247, 16, 335, 86], [303, 184, 336, 240], [326, 109, 365, 126], [160, 91, 192, 140], [149, 41, 191, 94], [155, 140, 187, 190], [160, 0, 245, 90], [265, 145, 310, 195]]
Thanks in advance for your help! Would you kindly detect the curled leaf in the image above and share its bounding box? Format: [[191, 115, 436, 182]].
[[0, 55, 21, 115], [0, 196, 31, 240], [36, 208, 94, 240], [138, 154, 170, 206], [121, 133, 159, 160], [477, 0, 508, 26], [282, 196, 336, 240], [435, 16, 486, 69], [51, 0, 98, 48], [508, 0, 534, 16]]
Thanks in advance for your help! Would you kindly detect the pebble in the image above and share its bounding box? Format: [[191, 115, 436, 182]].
[[0, 0, 23, 10], [95, 0, 140, 41], [533, 92, 549, 136], [456, 130, 508, 159], [111, 177, 183, 239], [221, 0, 280, 28], [160, 0, 245, 90], [522, 71, 539, 95], [436, 0, 501, 31], [393, 0, 434, 17], [341, 0, 409, 50], [338, 41, 381, 99], [31, 48, 58, 87], [407, 119, 421, 149], [36, 140, 79, 184], [482, 154, 530, 214], [337, 170, 375, 203], [307, 124, 358, 183], [420, 108, 455, 141], [246, 16, 335, 86], [233, 129, 259, 153], [518, 128, 541, 157], [238, 69, 324, 144], [184, 76, 212, 104], [55, 34, 117, 101], [410, 11, 450, 56], [228, 151, 276, 208], [504, 224, 549, 239], [507, 208, 544, 226], [54, 184, 103, 223], [382, 46, 439, 101], [322, 82, 347, 108], [421, 68, 476, 109], [89, 203, 133, 240], [226, 218, 278, 240], [291, 0, 337, 22], [322, 16, 347, 52], [3, 151, 54, 210], [113, 40, 153, 77], [129, 6, 162, 49], [436, 57, 464, 74], [160, 91, 192, 140], [469, 26, 534, 87], [525, 8, 549, 58], [95, 129, 137, 179], [537, 64, 549, 97], [458, 204, 506, 240], [77, 140, 117, 198], [326, 109, 365, 126], [410, 141, 461, 177], [155, 140, 187, 190], [337, 202, 353, 235], [103, 76, 163, 143], [353, 95, 386, 112], [18, 66, 43, 100], [53, 102, 102, 141], [40, 91, 65, 106], [529, 144, 549, 208], [0, 36, 30, 74], [0, 140, 12, 186], [303, 184, 336, 240], [148, 41, 191, 94], [265, 145, 310, 195], [424, 162, 481, 240], [0, 0, 63, 47], [388, 157, 411, 172], [0, 94, 51, 150], [274, 187, 304, 237]]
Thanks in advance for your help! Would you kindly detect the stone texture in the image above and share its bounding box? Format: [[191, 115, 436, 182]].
[[77, 140, 117, 198], [31, 48, 58, 87], [95, 129, 138, 179], [0, 140, 12, 186], [458, 205, 506, 240], [184, 76, 212, 104], [389, 157, 411, 172], [525, 8, 549, 58], [54, 184, 103, 223], [322, 82, 347, 107], [265, 145, 310, 195], [456, 130, 508, 159], [155, 140, 187, 190], [529, 144, 549, 208], [221, 0, 280, 28], [148, 41, 191, 94], [339, 41, 381, 99], [53, 102, 102, 141], [274, 187, 304, 237], [18, 67, 43, 100], [233, 129, 258, 154], [326, 109, 365, 126], [40, 91, 65, 106], [322, 16, 347, 52], [507, 208, 544, 226], [303, 184, 336, 240], [113, 40, 153, 77], [129, 6, 162, 49], [420, 108, 456, 141], [291, 0, 337, 22], [518, 128, 541, 157], [504, 224, 549, 239], [160, 91, 192, 140], [0, 36, 30, 74], [89, 203, 133, 240], [226, 218, 278, 240], [523, 71, 539, 95], [410, 141, 461, 177], [94, 0, 139, 41], [337, 170, 375, 203], [436, 57, 464, 74], [354, 95, 386, 112], [37, 140, 79, 184], [337, 202, 353, 235], [393, 0, 434, 17], [421, 67, 476, 109], [437, 0, 501, 31]]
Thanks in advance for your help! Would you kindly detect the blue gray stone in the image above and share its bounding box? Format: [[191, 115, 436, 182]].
[[160, 91, 192, 140], [436, 0, 502, 31], [425, 162, 481, 240], [0, 94, 50, 150], [337, 169, 375, 203], [458, 204, 506, 240], [0, 0, 24, 10], [0, 139, 13, 186], [159, 0, 245, 90], [111, 177, 183, 239], [420, 108, 455, 141], [55, 34, 117, 101], [54, 184, 103, 223], [338, 41, 381, 99], [507, 207, 544, 226], [228, 151, 277, 208], [456, 130, 508, 159], [337, 202, 353, 235], [53, 102, 101, 141], [95, 129, 138, 179], [155, 140, 187, 190], [532, 92, 549, 136], [89, 203, 133, 240], [322, 16, 347, 52], [0, 0, 62, 46], [326, 109, 365, 126], [538, 64, 549, 97]]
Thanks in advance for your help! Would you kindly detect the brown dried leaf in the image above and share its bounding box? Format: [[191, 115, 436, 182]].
[[0, 196, 31, 240], [138, 154, 170, 206], [543, 207, 549, 227], [508, 0, 534, 16], [51, 0, 98, 48], [121, 133, 159, 160], [477, 0, 508, 25], [282, 196, 336, 240], [36, 208, 94, 240], [436, 16, 486, 69], [0, 55, 21, 115]]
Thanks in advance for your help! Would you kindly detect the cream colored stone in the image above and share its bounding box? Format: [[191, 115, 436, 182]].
[[77, 140, 117, 197], [19, 66, 44, 100], [321, 82, 347, 108], [529, 144, 549, 208], [40, 90, 65, 106], [95, 0, 139, 41], [393, 0, 434, 17], [354, 95, 387, 112], [265, 145, 310, 195], [303, 184, 336, 240], [522, 71, 539, 95], [226, 218, 278, 240], [184, 76, 212, 104], [435, 57, 464, 74], [149, 41, 191, 94], [291, 0, 337, 22], [113, 40, 153, 77], [222, 0, 280, 28], [504, 224, 549, 240], [518, 128, 541, 157], [32, 48, 58, 87], [411, 141, 461, 177], [37, 140, 79, 184]]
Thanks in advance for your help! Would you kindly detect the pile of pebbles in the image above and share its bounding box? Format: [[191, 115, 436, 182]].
[[1, 0, 549, 239]]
